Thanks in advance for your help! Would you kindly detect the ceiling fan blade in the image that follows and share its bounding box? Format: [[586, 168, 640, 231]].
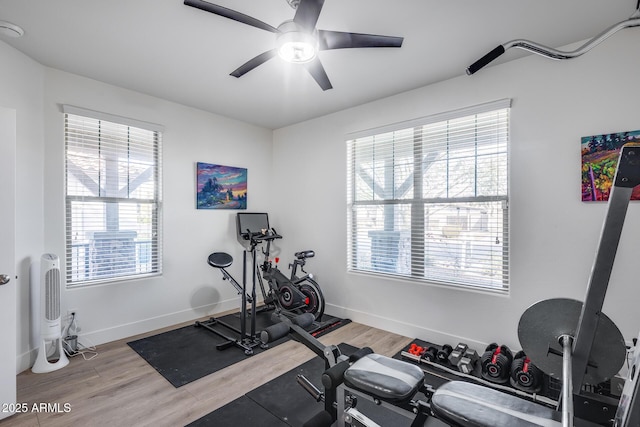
[[318, 30, 403, 50], [184, 0, 279, 33], [293, 0, 325, 31], [304, 57, 333, 91], [230, 49, 278, 78]]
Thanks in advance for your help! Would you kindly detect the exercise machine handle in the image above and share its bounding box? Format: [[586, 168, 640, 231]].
[[269, 227, 283, 239], [466, 11, 640, 75], [297, 374, 323, 402], [466, 45, 505, 75]]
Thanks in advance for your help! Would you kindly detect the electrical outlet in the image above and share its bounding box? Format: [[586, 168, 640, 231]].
[[65, 309, 81, 335]]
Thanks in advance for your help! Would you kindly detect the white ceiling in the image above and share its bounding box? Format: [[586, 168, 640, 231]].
[[0, 0, 636, 129]]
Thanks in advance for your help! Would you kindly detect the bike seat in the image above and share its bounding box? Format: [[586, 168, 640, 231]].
[[295, 250, 315, 259], [343, 353, 424, 403], [208, 252, 232, 269]]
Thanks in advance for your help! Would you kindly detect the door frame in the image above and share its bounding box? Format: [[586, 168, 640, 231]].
[[0, 106, 17, 420]]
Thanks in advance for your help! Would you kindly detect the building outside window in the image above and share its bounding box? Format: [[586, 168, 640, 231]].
[[346, 100, 510, 292], [63, 106, 163, 287]]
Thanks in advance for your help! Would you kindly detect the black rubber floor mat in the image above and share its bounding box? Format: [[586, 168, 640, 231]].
[[190, 343, 419, 426], [128, 310, 350, 388], [185, 395, 287, 427]]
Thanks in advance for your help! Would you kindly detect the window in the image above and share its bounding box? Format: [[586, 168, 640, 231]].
[[63, 106, 163, 287], [347, 100, 510, 292]]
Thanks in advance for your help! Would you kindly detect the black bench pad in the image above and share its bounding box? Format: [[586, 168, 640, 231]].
[[431, 381, 562, 427], [343, 354, 424, 403]]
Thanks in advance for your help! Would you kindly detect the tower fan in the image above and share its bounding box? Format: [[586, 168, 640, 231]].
[[32, 254, 69, 373]]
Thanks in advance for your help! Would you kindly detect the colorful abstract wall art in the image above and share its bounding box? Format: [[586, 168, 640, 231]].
[[196, 162, 247, 209], [581, 130, 640, 201]]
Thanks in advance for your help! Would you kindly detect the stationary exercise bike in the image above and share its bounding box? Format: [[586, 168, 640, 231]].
[[198, 212, 325, 355], [237, 212, 325, 321]]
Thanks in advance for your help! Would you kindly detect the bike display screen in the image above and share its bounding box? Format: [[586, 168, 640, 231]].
[[236, 212, 270, 238]]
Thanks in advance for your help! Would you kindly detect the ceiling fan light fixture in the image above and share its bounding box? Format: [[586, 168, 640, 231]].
[[276, 21, 317, 63], [278, 38, 317, 63]]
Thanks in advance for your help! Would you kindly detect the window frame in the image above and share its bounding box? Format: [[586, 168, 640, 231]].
[[346, 99, 511, 293], [63, 105, 164, 288]]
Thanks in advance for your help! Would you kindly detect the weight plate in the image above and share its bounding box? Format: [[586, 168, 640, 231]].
[[518, 298, 625, 384]]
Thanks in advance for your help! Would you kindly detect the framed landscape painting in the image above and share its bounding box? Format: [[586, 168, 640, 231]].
[[196, 162, 247, 209], [581, 130, 640, 201]]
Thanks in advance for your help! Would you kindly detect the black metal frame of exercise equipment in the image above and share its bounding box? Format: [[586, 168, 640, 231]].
[[195, 224, 267, 355], [261, 312, 436, 427], [261, 143, 640, 426], [197, 212, 327, 356], [430, 143, 640, 427], [255, 226, 325, 321], [237, 212, 327, 326]]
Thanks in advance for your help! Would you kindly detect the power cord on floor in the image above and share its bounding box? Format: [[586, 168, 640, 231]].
[[63, 336, 98, 361], [62, 312, 98, 360]]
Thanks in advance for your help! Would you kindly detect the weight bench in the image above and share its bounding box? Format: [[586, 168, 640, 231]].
[[432, 381, 561, 427], [343, 353, 425, 402], [344, 356, 606, 427], [335, 351, 432, 427], [431, 381, 606, 427], [341, 353, 602, 427]]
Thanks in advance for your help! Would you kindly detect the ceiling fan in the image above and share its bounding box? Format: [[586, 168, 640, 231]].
[[184, 0, 404, 90]]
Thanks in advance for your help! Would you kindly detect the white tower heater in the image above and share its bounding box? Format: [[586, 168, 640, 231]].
[[32, 254, 69, 373]]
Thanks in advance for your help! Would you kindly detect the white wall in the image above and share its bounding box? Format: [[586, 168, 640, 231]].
[[0, 41, 46, 372], [2, 37, 275, 372], [272, 30, 640, 353], [0, 61, 272, 371], [5, 29, 640, 373], [37, 69, 273, 368]]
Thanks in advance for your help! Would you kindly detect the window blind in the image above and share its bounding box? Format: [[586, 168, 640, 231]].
[[347, 100, 510, 292], [64, 109, 163, 287]]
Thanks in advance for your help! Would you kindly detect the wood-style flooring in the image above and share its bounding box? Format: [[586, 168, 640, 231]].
[[0, 317, 413, 427]]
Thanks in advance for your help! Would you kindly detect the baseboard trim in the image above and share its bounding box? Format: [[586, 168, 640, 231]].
[[17, 299, 240, 373], [18, 301, 491, 373], [325, 303, 488, 351]]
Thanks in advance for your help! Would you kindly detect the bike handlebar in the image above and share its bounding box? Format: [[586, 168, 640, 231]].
[[241, 228, 282, 243]]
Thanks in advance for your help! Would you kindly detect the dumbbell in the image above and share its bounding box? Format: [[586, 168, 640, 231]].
[[448, 343, 469, 366], [423, 347, 438, 362], [410, 343, 442, 363], [510, 350, 543, 392], [481, 343, 513, 384], [436, 344, 453, 363], [408, 343, 426, 356], [449, 343, 481, 373], [457, 348, 479, 374]]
